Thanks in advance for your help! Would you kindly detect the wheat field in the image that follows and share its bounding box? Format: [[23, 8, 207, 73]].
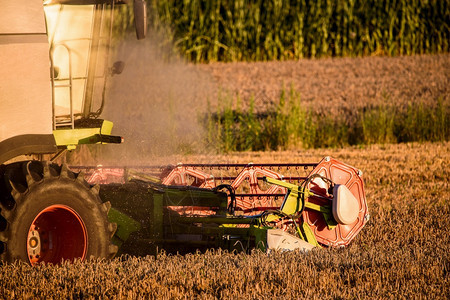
[[1, 142, 448, 299]]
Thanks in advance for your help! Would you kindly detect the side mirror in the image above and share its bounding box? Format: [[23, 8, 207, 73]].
[[134, 0, 147, 40], [111, 61, 125, 76]]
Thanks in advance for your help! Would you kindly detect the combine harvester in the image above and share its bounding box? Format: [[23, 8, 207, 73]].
[[0, 0, 369, 264]]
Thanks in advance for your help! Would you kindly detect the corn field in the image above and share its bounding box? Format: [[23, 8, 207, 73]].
[[141, 0, 450, 62]]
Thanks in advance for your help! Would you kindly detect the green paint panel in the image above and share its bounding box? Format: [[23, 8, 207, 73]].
[[108, 207, 141, 247], [52, 119, 116, 149]]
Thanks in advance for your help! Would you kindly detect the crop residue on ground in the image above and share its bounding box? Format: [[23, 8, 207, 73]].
[[2, 142, 449, 299]]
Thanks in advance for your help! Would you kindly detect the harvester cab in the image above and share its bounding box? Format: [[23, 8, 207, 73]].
[[0, 0, 146, 164]]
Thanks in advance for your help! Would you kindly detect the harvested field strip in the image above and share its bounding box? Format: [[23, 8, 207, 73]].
[[206, 90, 449, 151], [141, 0, 449, 62], [1, 142, 449, 299], [199, 54, 449, 113]]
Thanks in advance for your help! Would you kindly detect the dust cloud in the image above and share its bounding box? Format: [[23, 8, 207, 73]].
[[82, 33, 217, 165]]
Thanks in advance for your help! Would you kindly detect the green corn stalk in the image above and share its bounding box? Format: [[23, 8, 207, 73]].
[[146, 1, 448, 62]]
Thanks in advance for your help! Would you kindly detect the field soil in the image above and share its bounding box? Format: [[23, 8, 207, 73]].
[[2, 142, 449, 298], [200, 54, 449, 114]]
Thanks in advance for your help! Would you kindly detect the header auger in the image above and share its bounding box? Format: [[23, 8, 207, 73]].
[[0, 1, 369, 264]]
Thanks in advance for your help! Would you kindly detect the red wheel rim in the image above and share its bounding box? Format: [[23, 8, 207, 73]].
[[27, 205, 87, 265]]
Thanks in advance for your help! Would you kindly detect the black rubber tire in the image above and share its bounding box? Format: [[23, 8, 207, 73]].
[[0, 161, 117, 264]]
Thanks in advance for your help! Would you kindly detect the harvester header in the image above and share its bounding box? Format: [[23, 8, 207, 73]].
[[72, 157, 369, 256]]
